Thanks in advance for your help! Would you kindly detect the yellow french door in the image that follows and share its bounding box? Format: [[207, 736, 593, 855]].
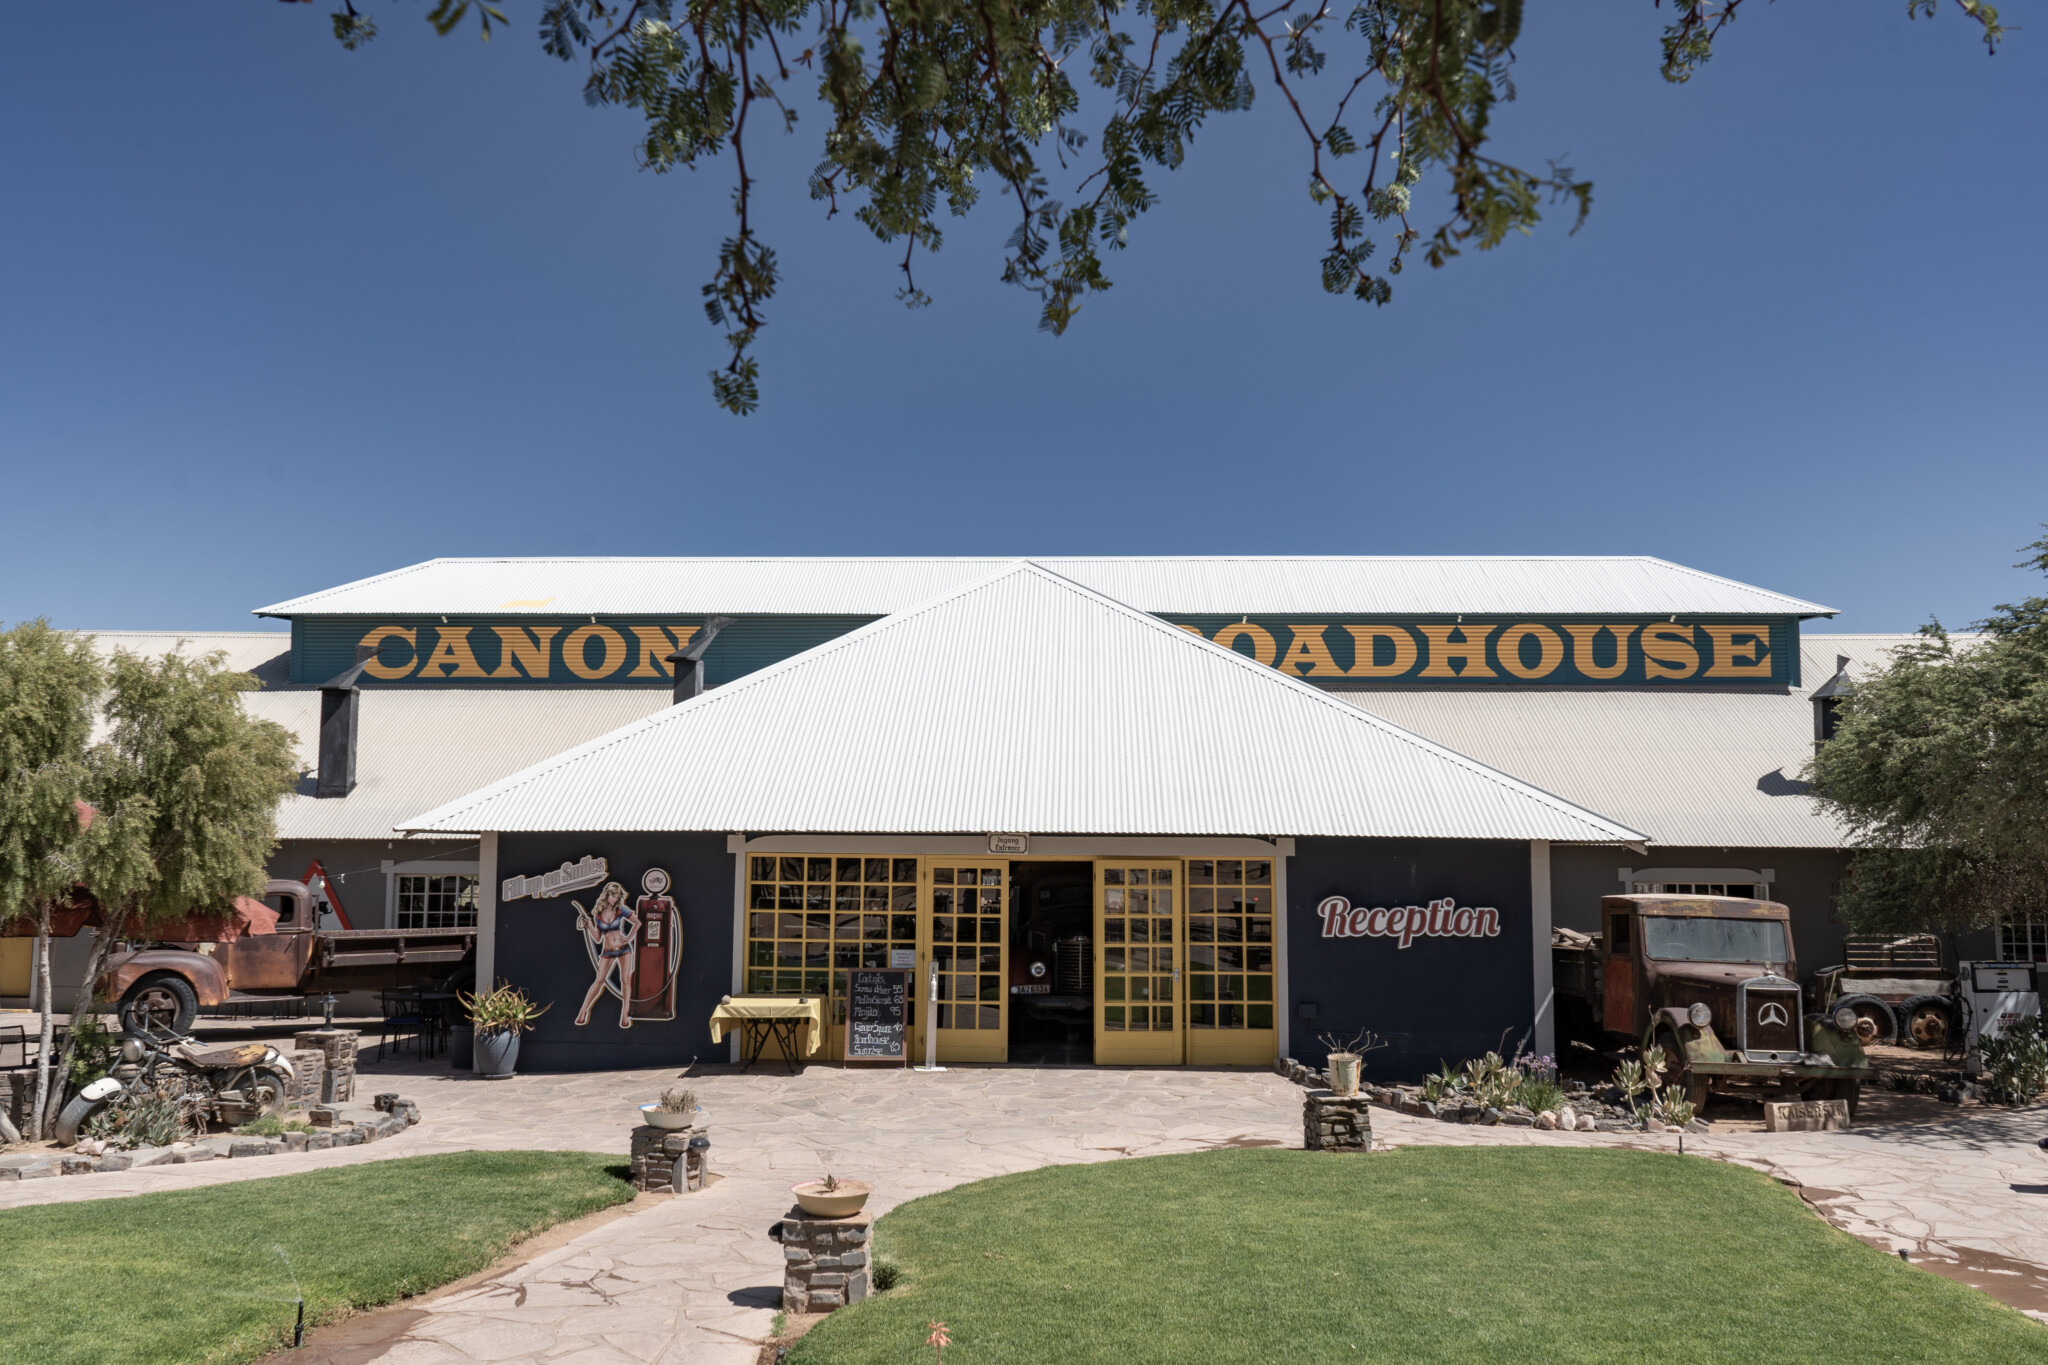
[[1095, 860, 1185, 1065], [744, 855, 920, 1062], [925, 860, 1008, 1063], [1184, 857, 1279, 1065]]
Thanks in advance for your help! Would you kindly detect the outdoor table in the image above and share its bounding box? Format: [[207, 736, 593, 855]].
[[709, 996, 825, 1073]]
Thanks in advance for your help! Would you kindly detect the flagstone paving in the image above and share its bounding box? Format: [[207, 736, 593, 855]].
[[4, 1059, 2045, 1360]]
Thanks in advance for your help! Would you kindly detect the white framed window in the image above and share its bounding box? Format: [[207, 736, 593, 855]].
[[395, 874, 478, 929], [1999, 917, 2048, 963], [1631, 881, 1759, 898]]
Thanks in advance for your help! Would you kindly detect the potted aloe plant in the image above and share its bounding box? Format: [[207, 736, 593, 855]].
[[460, 982, 550, 1078]]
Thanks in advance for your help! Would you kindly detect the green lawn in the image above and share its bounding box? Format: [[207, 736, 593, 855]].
[[0, 1150, 633, 1365], [792, 1147, 2048, 1365]]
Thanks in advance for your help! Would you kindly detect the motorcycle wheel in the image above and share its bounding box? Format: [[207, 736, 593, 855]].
[[54, 1092, 113, 1147], [242, 1066, 290, 1120]]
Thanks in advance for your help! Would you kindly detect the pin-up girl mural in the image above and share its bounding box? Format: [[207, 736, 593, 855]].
[[571, 880, 638, 1028]]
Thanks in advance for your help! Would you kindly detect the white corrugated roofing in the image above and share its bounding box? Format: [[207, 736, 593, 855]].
[[245, 689, 673, 842], [1338, 635, 1934, 850], [400, 562, 1644, 842], [254, 556, 1835, 618], [74, 630, 291, 678]]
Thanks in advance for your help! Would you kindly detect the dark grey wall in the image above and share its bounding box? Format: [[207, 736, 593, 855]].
[[494, 832, 734, 1072], [1289, 838, 1532, 1082], [269, 839, 479, 929]]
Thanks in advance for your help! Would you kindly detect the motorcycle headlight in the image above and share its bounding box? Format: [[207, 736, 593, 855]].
[[1833, 1005, 1858, 1034], [120, 1037, 145, 1063], [1687, 1002, 1712, 1029]]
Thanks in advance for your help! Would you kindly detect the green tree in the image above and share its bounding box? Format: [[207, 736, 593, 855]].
[[0, 621, 103, 1141], [41, 648, 300, 1136], [1807, 530, 2048, 936], [315, 0, 2002, 413]]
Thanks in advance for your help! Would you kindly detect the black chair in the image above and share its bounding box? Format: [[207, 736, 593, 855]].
[[374, 990, 424, 1062]]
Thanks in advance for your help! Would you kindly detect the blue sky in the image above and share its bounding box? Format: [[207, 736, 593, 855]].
[[2, 4, 2041, 634]]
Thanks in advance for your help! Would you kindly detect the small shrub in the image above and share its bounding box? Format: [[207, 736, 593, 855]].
[[656, 1085, 697, 1114], [1980, 1017, 2048, 1106], [872, 1254, 903, 1291], [65, 1005, 119, 1095], [1651, 1084, 1697, 1129], [232, 1115, 315, 1137], [83, 1092, 188, 1150], [1517, 1078, 1565, 1115]]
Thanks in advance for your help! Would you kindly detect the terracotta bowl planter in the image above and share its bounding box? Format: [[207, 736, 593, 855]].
[[790, 1179, 871, 1218]]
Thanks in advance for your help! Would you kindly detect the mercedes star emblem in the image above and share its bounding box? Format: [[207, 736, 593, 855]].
[[1757, 1002, 1788, 1027]]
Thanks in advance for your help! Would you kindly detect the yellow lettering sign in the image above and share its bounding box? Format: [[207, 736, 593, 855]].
[[1213, 622, 1278, 667], [1641, 623, 1700, 680], [1277, 625, 1342, 676], [1496, 623, 1566, 680], [1341, 626, 1417, 678], [1701, 624, 1774, 678], [1416, 624, 1498, 678], [563, 624, 629, 680], [627, 625, 696, 679], [420, 626, 488, 678], [357, 626, 419, 680], [489, 625, 562, 680], [1561, 624, 1636, 681]]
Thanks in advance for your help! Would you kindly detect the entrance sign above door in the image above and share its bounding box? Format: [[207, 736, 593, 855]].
[[986, 833, 1030, 854], [1317, 896, 1500, 948], [502, 855, 608, 902]]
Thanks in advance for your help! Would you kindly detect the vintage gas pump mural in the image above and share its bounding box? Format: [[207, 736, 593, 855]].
[[568, 868, 683, 1029]]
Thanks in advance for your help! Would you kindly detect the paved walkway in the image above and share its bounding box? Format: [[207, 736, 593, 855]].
[[5, 1060, 2046, 1361]]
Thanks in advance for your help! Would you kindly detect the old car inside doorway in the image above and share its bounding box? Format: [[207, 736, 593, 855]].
[[1007, 861, 1095, 1064]]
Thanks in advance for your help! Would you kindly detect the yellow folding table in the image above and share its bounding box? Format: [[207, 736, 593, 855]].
[[709, 995, 825, 1072]]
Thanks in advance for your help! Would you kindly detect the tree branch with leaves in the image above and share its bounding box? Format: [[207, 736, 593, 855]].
[[311, 0, 2004, 413]]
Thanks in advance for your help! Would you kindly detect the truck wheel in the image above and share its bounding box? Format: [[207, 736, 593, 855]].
[[1832, 994, 1896, 1046], [120, 974, 197, 1037], [1900, 996, 1954, 1051]]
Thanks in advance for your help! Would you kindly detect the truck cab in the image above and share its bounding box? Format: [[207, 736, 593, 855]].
[[1560, 894, 1870, 1111]]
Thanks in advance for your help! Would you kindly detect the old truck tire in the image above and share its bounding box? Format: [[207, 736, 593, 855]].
[[120, 973, 197, 1037], [54, 1091, 112, 1146], [1900, 995, 1954, 1051], [1833, 993, 1896, 1046]]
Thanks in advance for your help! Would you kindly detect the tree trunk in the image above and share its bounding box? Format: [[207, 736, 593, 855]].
[[42, 903, 125, 1138], [27, 904, 53, 1143]]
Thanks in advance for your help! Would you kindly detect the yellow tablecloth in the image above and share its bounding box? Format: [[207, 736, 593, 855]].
[[708, 995, 825, 1054]]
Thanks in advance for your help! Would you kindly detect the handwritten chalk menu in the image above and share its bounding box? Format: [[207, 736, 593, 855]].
[[846, 969, 910, 1061]]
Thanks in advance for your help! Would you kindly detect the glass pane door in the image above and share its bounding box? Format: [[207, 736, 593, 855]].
[[1094, 860, 1184, 1065], [746, 855, 919, 1061], [1185, 857, 1278, 1065], [928, 861, 1008, 1063]]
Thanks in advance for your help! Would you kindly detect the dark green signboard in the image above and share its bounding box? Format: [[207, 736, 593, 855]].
[[1163, 617, 1800, 686], [290, 613, 1799, 687]]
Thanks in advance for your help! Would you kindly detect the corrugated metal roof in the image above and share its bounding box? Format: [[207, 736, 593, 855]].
[[245, 689, 672, 842], [74, 630, 291, 681], [255, 556, 1836, 619], [1334, 635, 1932, 850], [400, 562, 1645, 842]]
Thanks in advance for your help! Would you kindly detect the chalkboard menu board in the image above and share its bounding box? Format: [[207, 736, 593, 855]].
[[846, 969, 910, 1061]]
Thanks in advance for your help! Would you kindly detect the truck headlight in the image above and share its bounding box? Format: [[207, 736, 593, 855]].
[[1029, 961, 1047, 979], [1687, 1002, 1712, 1029], [1833, 1005, 1858, 1034]]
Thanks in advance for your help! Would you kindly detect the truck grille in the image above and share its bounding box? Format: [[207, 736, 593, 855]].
[[1738, 978, 1803, 1061]]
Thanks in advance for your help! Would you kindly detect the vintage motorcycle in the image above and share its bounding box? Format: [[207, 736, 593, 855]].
[[55, 1032, 294, 1145]]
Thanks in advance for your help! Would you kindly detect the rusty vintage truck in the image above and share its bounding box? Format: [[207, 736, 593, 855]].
[[1555, 894, 1870, 1113], [98, 880, 476, 1035]]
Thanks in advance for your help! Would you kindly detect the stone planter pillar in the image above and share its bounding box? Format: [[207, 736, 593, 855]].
[[778, 1208, 872, 1313], [293, 1029, 359, 1104], [629, 1125, 708, 1192], [1303, 1089, 1372, 1152]]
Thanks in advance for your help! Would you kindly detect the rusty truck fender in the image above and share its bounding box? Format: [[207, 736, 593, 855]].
[[98, 949, 230, 1008]]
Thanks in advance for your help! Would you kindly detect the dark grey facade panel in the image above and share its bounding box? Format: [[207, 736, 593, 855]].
[[493, 832, 734, 1072], [1288, 837, 1533, 1081]]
